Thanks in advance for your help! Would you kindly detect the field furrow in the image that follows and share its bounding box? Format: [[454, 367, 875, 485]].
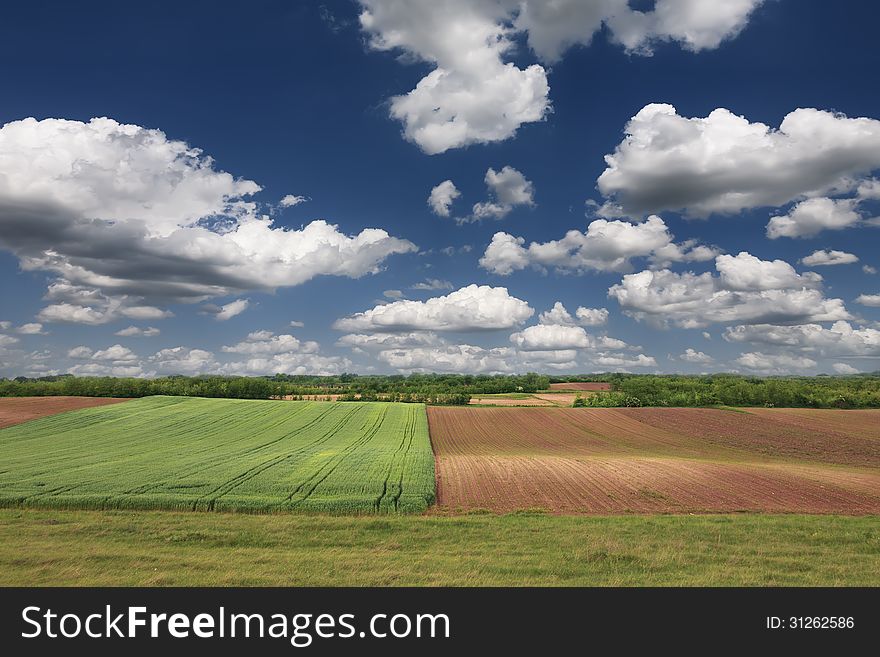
[[0, 397, 435, 514]]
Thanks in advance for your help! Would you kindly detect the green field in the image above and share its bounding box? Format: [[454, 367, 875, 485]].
[[0, 397, 434, 513], [0, 509, 877, 586]]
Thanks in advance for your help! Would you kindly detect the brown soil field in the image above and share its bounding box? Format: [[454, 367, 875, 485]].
[[548, 382, 611, 391], [428, 406, 880, 514], [0, 396, 131, 429], [532, 393, 579, 406], [468, 397, 554, 407]]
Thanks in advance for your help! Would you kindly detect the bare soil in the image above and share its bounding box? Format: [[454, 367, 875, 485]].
[[0, 396, 131, 429], [428, 406, 880, 514], [548, 382, 611, 391]]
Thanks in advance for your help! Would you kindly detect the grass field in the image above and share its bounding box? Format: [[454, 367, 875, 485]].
[[0, 509, 877, 586], [0, 397, 434, 513]]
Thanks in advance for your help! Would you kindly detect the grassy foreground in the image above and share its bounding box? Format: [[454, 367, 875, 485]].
[[1, 509, 877, 586]]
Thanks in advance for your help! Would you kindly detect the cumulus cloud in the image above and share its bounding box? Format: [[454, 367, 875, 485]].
[[16, 323, 46, 335], [289, 320, 305, 328], [92, 344, 138, 362], [609, 253, 850, 328], [800, 249, 859, 267], [279, 194, 308, 208], [114, 326, 161, 337], [333, 284, 534, 332], [518, 0, 764, 61], [864, 265, 878, 275], [35, 284, 173, 325], [855, 293, 880, 307], [724, 321, 880, 357], [538, 302, 608, 327], [594, 353, 657, 369], [715, 252, 821, 291], [575, 307, 609, 327], [359, 1, 550, 154], [216, 330, 349, 375], [510, 324, 593, 351], [833, 362, 860, 375], [0, 116, 416, 324], [428, 180, 460, 217], [359, 1, 760, 153], [221, 331, 320, 356], [377, 344, 517, 374], [67, 346, 93, 359], [479, 216, 717, 275], [767, 198, 862, 239], [678, 348, 713, 364], [151, 347, 218, 375], [597, 104, 880, 218], [336, 332, 443, 351], [468, 166, 535, 221], [734, 351, 817, 374]]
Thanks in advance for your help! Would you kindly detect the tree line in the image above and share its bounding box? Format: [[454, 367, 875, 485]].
[[0, 373, 550, 405]]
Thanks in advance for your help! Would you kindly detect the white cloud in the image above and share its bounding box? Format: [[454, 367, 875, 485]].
[[767, 198, 862, 239], [594, 354, 657, 368], [479, 216, 716, 275], [800, 249, 859, 266], [833, 362, 860, 375], [575, 307, 609, 327], [510, 324, 593, 351], [864, 265, 878, 275], [221, 331, 320, 356], [609, 253, 850, 328], [538, 302, 575, 326], [518, 0, 764, 61], [734, 351, 817, 374], [383, 290, 404, 300], [67, 346, 93, 359], [702, 331, 712, 340], [715, 252, 821, 291], [151, 347, 218, 375], [333, 284, 534, 332], [724, 321, 880, 357], [336, 332, 443, 350], [279, 194, 308, 208], [469, 166, 534, 221], [537, 302, 609, 328], [213, 299, 250, 321], [114, 326, 161, 337], [289, 320, 305, 328], [359, 1, 550, 154], [359, 2, 760, 153], [597, 104, 880, 217], [428, 180, 460, 217], [377, 344, 517, 374], [0, 321, 10, 330], [856, 293, 880, 307], [16, 323, 46, 335], [0, 116, 416, 324], [678, 348, 713, 364], [220, 352, 352, 377], [67, 363, 145, 378], [410, 278, 454, 291], [92, 344, 139, 362]]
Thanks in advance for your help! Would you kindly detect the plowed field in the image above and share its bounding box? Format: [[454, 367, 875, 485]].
[[547, 382, 611, 391], [0, 396, 130, 429], [428, 407, 880, 514]]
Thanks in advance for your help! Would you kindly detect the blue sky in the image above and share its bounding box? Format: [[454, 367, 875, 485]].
[[1, 0, 879, 377]]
